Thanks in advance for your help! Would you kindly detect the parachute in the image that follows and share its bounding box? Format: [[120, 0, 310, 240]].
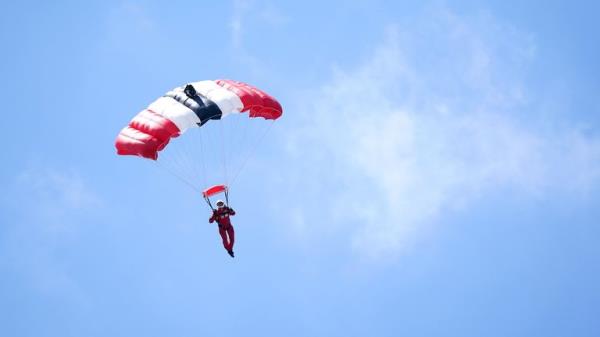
[[115, 79, 283, 206]]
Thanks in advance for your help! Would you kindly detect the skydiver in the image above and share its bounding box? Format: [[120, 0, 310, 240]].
[[209, 200, 236, 258]]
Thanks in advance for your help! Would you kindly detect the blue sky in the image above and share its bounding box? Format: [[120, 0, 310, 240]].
[[1, 1, 599, 336]]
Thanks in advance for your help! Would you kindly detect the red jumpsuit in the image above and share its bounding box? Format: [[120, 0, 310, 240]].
[[209, 207, 236, 252]]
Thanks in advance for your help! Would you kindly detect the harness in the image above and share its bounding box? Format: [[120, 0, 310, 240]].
[[214, 208, 233, 228]]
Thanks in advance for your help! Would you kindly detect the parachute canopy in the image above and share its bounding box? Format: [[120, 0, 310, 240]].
[[203, 184, 228, 198], [115, 79, 283, 160]]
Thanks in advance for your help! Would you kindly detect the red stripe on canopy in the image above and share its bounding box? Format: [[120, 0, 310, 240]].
[[115, 109, 180, 160], [215, 79, 283, 120]]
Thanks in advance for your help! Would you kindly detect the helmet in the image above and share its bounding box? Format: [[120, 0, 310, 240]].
[[216, 200, 225, 208]]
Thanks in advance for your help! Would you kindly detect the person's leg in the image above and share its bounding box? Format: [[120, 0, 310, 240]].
[[226, 226, 235, 251], [219, 227, 229, 250]]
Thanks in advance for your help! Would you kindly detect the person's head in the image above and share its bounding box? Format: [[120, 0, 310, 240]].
[[216, 200, 225, 208]]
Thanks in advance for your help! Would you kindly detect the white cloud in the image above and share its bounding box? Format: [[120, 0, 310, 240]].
[[279, 8, 600, 259]]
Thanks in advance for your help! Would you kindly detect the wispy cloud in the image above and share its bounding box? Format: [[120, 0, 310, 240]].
[[0, 167, 101, 301], [15, 167, 102, 224], [228, 0, 289, 77], [107, 2, 155, 34], [97, 2, 157, 59], [258, 4, 290, 26], [279, 8, 600, 259], [230, 0, 250, 50]]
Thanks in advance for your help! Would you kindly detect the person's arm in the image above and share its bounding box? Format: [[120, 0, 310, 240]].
[[209, 211, 216, 223], [228, 207, 236, 216]]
